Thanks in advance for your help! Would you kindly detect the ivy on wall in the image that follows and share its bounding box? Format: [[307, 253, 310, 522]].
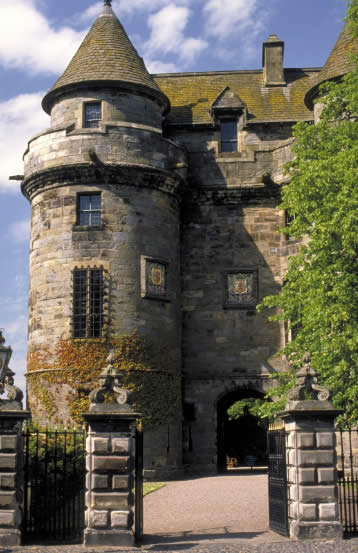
[[27, 331, 181, 426]]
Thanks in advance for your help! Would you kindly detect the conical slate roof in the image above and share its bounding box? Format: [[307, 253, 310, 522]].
[[42, 4, 169, 114], [305, 22, 358, 108]]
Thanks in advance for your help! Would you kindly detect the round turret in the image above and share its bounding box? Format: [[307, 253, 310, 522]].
[[305, 22, 358, 120], [22, 1, 186, 477]]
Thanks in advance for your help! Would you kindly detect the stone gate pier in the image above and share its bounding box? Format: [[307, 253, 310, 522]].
[[83, 353, 140, 547], [281, 361, 342, 540]]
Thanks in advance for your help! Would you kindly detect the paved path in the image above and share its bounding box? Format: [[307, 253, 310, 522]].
[[143, 472, 285, 546], [2, 538, 358, 553]]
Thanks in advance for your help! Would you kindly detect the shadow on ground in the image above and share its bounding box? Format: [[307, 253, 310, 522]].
[[143, 530, 267, 548]]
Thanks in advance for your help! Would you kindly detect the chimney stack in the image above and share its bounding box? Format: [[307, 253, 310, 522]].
[[262, 34, 285, 86]]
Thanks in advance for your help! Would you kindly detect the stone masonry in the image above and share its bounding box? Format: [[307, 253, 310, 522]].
[[281, 364, 342, 540], [285, 414, 342, 539], [21, 1, 358, 475], [83, 413, 136, 547], [0, 410, 30, 546]]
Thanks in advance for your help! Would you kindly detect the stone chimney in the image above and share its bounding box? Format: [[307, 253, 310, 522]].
[[262, 34, 285, 86]]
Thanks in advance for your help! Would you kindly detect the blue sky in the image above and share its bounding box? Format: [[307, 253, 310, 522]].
[[0, 0, 347, 393]]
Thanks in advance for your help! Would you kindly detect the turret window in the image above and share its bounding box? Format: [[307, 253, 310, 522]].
[[78, 193, 101, 226], [84, 102, 102, 128], [73, 268, 104, 338], [220, 119, 238, 152]]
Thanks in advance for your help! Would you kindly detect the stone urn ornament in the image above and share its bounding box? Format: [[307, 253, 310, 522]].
[[0, 330, 23, 410], [89, 351, 134, 414], [285, 353, 332, 411]]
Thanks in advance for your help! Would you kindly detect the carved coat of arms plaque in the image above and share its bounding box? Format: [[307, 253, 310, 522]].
[[226, 270, 258, 307]]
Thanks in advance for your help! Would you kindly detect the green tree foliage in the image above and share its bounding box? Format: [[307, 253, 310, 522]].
[[227, 398, 264, 421], [258, 0, 358, 426]]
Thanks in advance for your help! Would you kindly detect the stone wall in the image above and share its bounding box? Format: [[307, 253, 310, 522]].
[[24, 66, 301, 475], [170, 122, 293, 470], [50, 89, 163, 130], [24, 125, 186, 180]]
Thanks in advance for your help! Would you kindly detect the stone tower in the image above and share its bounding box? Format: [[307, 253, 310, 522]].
[[305, 21, 358, 121], [22, 1, 186, 477], [22, 1, 354, 476]]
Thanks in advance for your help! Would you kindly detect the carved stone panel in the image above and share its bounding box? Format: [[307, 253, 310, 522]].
[[225, 269, 258, 308], [141, 256, 168, 301]]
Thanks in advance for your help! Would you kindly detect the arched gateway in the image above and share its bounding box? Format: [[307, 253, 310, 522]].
[[217, 388, 267, 472]]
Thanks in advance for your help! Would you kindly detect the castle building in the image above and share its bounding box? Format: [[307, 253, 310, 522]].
[[21, 1, 356, 476]]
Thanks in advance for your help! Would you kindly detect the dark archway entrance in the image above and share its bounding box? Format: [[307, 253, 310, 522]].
[[217, 388, 267, 472]]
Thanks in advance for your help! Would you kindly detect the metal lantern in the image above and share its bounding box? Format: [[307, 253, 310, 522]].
[[0, 329, 12, 384]]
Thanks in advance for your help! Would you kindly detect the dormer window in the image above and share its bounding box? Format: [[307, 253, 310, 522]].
[[220, 119, 238, 153], [84, 102, 102, 128], [210, 87, 247, 156]]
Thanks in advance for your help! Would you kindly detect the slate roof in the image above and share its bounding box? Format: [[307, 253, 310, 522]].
[[305, 23, 358, 108], [154, 69, 319, 126], [42, 5, 168, 114]]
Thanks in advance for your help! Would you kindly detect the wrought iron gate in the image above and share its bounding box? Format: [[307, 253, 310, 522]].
[[23, 426, 86, 544], [135, 421, 144, 544], [268, 423, 289, 536], [337, 427, 358, 534]]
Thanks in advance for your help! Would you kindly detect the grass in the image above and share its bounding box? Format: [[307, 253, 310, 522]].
[[143, 482, 166, 497]]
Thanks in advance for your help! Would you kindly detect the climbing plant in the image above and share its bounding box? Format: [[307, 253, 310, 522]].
[[27, 331, 181, 426]]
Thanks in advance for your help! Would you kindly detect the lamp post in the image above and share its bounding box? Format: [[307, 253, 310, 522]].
[[0, 329, 12, 385]]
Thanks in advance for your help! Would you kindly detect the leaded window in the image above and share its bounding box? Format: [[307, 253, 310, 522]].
[[220, 119, 237, 152], [78, 193, 101, 226], [73, 268, 104, 338], [84, 102, 102, 128]]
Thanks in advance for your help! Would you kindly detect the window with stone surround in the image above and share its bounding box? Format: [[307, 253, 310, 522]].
[[220, 119, 238, 153], [73, 268, 104, 338], [84, 102, 102, 128], [77, 193, 101, 226]]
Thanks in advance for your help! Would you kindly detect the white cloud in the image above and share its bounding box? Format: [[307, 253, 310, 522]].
[[5, 314, 28, 343], [4, 314, 28, 396], [9, 219, 31, 243], [0, 0, 85, 75], [145, 4, 207, 65], [0, 92, 49, 194], [77, 1, 103, 24], [204, 0, 259, 38], [78, 0, 190, 22], [147, 60, 180, 73]]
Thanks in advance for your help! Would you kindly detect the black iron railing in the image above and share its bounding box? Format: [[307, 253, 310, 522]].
[[23, 426, 86, 544], [267, 423, 289, 537], [338, 427, 358, 534], [135, 422, 144, 545]]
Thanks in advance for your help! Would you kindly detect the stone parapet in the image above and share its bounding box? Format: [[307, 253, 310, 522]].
[[282, 410, 342, 540], [0, 410, 30, 546], [83, 412, 137, 547], [23, 124, 187, 188]]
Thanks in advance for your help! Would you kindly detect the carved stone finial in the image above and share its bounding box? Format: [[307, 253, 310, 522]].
[[104, 0, 112, 6], [2, 368, 23, 404], [286, 354, 331, 402], [89, 351, 131, 409], [0, 329, 5, 346]]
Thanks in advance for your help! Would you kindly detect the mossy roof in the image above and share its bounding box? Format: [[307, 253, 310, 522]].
[[42, 6, 167, 114], [154, 69, 319, 126], [305, 23, 358, 108]]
